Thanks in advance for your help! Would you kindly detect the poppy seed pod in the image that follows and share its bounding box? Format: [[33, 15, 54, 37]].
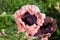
[[14, 5, 46, 36]]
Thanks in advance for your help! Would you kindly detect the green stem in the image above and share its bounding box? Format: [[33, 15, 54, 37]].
[[0, 15, 14, 18]]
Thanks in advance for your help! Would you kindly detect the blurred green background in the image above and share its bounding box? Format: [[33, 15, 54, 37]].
[[0, 0, 60, 40]]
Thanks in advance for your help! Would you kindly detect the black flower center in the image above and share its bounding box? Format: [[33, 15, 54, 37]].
[[40, 23, 52, 29], [40, 22, 53, 34], [22, 12, 37, 26], [34, 22, 53, 37]]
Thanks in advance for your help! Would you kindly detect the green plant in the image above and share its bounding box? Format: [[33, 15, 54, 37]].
[[0, 0, 60, 40]]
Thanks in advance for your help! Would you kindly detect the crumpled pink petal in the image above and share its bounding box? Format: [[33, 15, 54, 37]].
[[41, 37, 48, 40]]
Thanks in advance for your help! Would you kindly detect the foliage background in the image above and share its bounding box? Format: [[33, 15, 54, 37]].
[[0, 0, 60, 40]]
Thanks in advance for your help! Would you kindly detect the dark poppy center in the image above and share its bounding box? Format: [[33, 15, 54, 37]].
[[22, 12, 37, 26], [40, 22, 53, 34], [40, 23, 52, 29], [34, 22, 53, 37]]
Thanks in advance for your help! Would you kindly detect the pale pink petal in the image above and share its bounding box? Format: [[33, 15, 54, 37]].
[[1, 29, 6, 36], [41, 37, 48, 40]]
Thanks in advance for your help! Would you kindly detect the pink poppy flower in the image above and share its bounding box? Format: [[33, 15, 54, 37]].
[[14, 5, 46, 36], [34, 17, 57, 40]]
